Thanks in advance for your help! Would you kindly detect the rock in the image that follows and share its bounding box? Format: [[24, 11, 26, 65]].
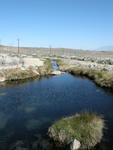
[[32, 135, 53, 150], [51, 70, 62, 75], [0, 77, 6, 82], [10, 140, 28, 150], [70, 139, 81, 150], [32, 70, 40, 75]]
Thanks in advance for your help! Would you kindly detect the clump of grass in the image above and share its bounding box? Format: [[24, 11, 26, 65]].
[[48, 112, 104, 149], [67, 67, 113, 89]]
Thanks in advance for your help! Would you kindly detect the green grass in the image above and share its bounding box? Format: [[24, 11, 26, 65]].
[[49, 112, 104, 149]]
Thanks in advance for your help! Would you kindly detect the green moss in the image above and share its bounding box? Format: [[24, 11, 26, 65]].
[[49, 112, 104, 149]]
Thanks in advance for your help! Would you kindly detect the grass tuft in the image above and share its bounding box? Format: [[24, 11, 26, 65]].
[[49, 111, 104, 149]]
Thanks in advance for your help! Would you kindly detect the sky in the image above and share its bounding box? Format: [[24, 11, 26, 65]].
[[0, 0, 113, 50]]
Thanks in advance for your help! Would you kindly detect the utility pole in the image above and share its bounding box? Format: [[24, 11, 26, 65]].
[[0, 39, 1, 46], [0, 39, 2, 54], [49, 45, 52, 57], [17, 38, 20, 55]]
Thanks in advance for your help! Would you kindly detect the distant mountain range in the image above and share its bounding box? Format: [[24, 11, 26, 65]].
[[96, 45, 113, 51]]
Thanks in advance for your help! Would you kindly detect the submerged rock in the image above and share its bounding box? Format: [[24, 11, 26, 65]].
[[24, 107, 36, 113], [32, 134, 53, 150], [48, 112, 104, 150], [10, 140, 28, 150], [26, 119, 42, 130]]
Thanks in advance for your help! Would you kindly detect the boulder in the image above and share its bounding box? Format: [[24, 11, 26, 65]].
[[0, 77, 6, 82], [51, 70, 62, 75]]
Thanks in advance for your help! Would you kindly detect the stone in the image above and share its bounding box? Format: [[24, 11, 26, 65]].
[[51, 70, 62, 75], [70, 139, 81, 150], [0, 77, 6, 82], [10, 140, 28, 150]]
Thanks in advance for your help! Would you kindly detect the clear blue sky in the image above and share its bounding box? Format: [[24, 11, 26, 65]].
[[0, 0, 113, 49]]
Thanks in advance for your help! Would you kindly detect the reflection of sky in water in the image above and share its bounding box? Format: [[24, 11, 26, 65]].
[[0, 74, 113, 149]]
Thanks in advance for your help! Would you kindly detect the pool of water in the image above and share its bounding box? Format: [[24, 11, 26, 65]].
[[0, 73, 113, 150]]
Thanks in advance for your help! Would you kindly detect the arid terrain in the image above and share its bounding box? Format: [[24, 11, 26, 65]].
[[1, 45, 113, 71], [1, 46, 113, 60]]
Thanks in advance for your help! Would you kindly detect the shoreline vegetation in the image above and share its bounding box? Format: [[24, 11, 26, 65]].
[[55, 58, 113, 90], [64, 67, 113, 89]]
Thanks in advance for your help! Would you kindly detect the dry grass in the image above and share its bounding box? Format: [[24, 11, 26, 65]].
[[2, 67, 38, 81]]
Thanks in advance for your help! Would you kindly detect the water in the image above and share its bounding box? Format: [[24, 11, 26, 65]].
[[51, 61, 59, 70], [0, 73, 113, 150]]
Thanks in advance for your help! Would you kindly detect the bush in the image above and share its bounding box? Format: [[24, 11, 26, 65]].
[[48, 112, 104, 149]]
